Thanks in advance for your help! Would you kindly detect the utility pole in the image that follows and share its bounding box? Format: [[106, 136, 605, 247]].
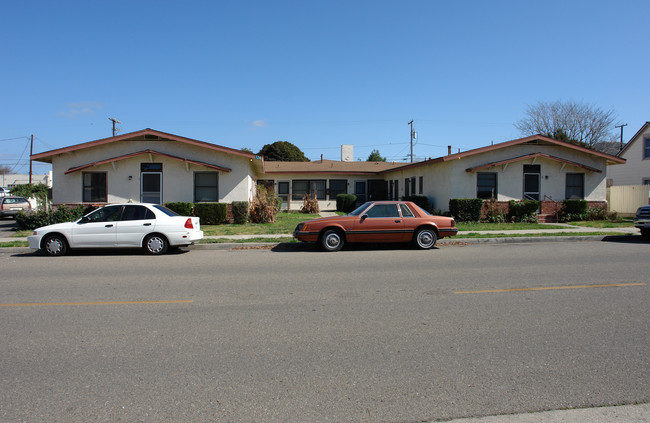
[[615, 123, 628, 152], [109, 117, 121, 137], [408, 120, 415, 163], [29, 134, 33, 186]]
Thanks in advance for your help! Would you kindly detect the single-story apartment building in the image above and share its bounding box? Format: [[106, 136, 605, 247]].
[[31, 128, 625, 220]]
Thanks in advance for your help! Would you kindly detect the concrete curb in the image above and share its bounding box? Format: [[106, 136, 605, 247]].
[[3, 234, 642, 254]]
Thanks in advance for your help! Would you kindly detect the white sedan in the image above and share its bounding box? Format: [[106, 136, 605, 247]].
[[28, 203, 203, 256]]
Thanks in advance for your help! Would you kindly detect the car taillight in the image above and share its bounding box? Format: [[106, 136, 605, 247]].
[[184, 218, 194, 229]]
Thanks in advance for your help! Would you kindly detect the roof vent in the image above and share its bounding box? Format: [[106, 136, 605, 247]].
[[144, 134, 160, 140]]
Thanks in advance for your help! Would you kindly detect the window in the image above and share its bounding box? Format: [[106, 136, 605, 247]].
[[411, 177, 416, 195], [329, 180, 347, 199], [477, 172, 497, 199], [121, 205, 155, 221], [141, 163, 163, 172], [292, 180, 325, 201], [566, 173, 585, 199], [393, 180, 399, 200], [83, 172, 107, 202], [388, 181, 394, 200], [404, 178, 410, 197], [257, 180, 274, 191], [278, 181, 289, 204], [365, 203, 400, 218], [85, 205, 122, 222], [418, 176, 423, 194], [194, 172, 218, 202], [400, 204, 414, 217], [645, 139, 650, 159]]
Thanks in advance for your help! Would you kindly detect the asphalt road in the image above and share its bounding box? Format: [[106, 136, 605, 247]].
[[1, 240, 648, 422]]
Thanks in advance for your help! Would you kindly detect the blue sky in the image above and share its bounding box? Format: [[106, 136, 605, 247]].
[[1, 0, 648, 175]]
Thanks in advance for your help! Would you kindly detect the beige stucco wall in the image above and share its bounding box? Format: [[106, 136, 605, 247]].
[[262, 174, 353, 211], [50, 139, 255, 204], [445, 144, 608, 204], [607, 125, 650, 185]]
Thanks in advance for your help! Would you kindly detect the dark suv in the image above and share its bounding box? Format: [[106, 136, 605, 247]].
[[0, 196, 31, 218], [634, 205, 650, 239]]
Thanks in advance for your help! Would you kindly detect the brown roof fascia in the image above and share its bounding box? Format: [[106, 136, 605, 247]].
[[465, 152, 602, 173], [32, 128, 257, 162], [64, 149, 232, 174]]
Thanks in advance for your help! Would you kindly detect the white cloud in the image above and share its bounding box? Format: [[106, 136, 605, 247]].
[[58, 102, 104, 118], [251, 120, 267, 128]]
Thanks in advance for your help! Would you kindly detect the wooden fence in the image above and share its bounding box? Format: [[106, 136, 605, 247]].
[[607, 185, 650, 216]]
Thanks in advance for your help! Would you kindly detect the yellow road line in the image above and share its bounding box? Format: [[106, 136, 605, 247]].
[[455, 283, 646, 294], [0, 300, 193, 307]]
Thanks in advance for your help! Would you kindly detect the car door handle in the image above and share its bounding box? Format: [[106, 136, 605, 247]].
[[394, 220, 401, 223], [143, 223, 152, 226], [105, 224, 113, 228]]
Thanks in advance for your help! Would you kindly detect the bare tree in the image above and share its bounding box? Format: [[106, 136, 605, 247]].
[[514, 100, 618, 148]]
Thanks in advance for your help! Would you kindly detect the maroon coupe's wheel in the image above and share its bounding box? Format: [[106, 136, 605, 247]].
[[320, 229, 344, 252], [414, 228, 437, 249]]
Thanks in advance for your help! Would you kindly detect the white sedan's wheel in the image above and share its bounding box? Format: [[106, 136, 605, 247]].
[[43, 234, 68, 256], [145, 234, 168, 255], [414, 228, 437, 249]]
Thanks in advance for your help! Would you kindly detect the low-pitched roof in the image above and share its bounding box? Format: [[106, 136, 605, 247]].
[[263, 159, 404, 175], [31, 128, 258, 162], [386, 134, 625, 173]]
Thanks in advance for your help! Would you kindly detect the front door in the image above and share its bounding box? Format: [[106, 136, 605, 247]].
[[141, 172, 162, 204], [523, 173, 540, 201]]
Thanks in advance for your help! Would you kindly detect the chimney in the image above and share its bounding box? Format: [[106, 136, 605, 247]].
[[447, 145, 452, 156], [321, 154, 323, 162], [341, 145, 353, 162]]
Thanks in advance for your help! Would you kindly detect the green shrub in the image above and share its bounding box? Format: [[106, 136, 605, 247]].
[[449, 198, 483, 222], [15, 205, 86, 231], [585, 205, 608, 221], [559, 199, 588, 222], [8, 183, 50, 203], [402, 195, 431, 212], [250, 185, 278, 223], [336, 194, 357, 213], [231, 201, 250, 224], [193, 203, 228, 225], [508, 200, 540, 223], [164, 202, 194, 216]]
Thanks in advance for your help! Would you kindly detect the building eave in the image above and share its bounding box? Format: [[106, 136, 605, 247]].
[[465, 152, 602, 173], [63, 149, 232, 174]]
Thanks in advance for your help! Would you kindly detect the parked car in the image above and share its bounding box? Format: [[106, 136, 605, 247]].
[[0, 196, 31, 218], [634, 205, 650, 239], [28, 203, 203, 256], [294, 200, 458, 251], [0, 186, 8, 197]]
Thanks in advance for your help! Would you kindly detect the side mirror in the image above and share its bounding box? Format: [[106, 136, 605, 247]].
[[360, 214, 368, 222]]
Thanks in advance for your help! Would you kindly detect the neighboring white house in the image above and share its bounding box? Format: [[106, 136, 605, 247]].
[[607, 121, 650, 185], [31, 129, 625, 220], [0, 172, 52, 188]]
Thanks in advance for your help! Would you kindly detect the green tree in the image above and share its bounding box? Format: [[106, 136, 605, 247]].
[[367, 149, 386, 162], [258, 141, 310, 162]]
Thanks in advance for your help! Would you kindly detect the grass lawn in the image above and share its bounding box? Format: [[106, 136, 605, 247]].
[[567, 220, 634, 228], [456, 222, 566, 231], [202, 212, 319, 236]]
